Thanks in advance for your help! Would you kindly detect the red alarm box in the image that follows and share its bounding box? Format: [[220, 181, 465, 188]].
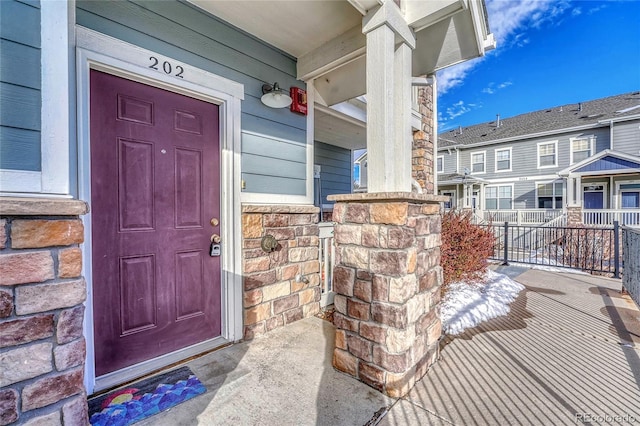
[[290, 87, 307, 115]]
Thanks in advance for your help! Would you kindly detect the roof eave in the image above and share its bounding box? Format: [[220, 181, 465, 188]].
[[438, 122, 607, 150]]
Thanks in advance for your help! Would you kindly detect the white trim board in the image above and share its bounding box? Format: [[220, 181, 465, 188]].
[[1, 2, 73, 196], [76, 26, 244, 395], [485, 174, 560, 184]]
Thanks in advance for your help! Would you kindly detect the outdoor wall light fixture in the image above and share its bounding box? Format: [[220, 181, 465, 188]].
[[261, 82, 292, 108]]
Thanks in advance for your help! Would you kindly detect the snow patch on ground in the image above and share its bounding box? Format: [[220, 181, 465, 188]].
[[494, 260, 588, 275], [441, 269, 525, 336]]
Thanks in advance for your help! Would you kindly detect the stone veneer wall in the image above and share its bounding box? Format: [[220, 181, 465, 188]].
[[328, 194, 443, 397], [412, 83, 434, 194], [0, 199, 89, 426], [241, 205, 322, 339]]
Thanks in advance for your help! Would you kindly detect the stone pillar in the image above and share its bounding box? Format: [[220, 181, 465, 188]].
[[0, 197, 89, 425], [327, 192, 445, 397], [412, 84, 434, 194], [241, 205, 322, 339], [567, 206, 583, 226]]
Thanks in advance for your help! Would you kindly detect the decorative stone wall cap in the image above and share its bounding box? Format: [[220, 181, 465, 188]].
[[0, 197, 89, 216], [327, 192, 447, 204], [242, 204, 320, 214]]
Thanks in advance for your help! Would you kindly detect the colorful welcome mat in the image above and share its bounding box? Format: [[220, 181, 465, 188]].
[[88, 366, 206, 426]]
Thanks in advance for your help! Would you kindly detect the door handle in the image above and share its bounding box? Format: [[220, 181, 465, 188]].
[[210, 234, 221, 244]]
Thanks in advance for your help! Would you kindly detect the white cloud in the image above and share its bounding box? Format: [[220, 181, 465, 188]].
[[437, 0, 576, 94], [439, 100, 481, 127], [437, 58, 481, 94], [588, 4, 607, 14], [480, 81, 512, 95], [572, 7, 582, 16]]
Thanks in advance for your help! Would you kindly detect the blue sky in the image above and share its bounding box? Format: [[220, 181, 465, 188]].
[[437, 0, 640, 132]]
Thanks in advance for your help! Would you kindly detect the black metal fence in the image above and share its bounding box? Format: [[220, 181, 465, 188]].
[[479, 221, 621, 277]]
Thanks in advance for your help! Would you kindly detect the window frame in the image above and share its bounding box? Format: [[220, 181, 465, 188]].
[[494, 147, 512, 173], [484, 184, 514, 210], [616, 180, 640, 209], [470, 150, 486, 175], [570, 136, 594, 164], [440, 189, 456, 209], [436, 155, 444, 173], [535, 180, 564, 209], [537, 140, 558, 169]]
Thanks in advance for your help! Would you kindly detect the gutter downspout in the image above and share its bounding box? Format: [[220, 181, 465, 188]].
[[609, 119, 614, 150]]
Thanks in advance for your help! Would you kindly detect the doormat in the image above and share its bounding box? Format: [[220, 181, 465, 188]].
[[88, 366, 206, 426]]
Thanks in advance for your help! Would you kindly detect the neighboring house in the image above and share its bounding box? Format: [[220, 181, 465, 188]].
[[354, 150, 368, 192], [436, 92, 640, 226], [0, 0, 494, 422]]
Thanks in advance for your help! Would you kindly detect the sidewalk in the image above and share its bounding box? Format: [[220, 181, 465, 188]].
[[137, 267, 640, 425], [381, 267, 640, 425]]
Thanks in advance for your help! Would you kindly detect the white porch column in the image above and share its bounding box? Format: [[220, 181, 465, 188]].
[[567, 175, 574, 206], [363, 2, 416, 193]]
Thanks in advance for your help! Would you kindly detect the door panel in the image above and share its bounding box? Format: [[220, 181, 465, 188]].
[[90, 70, 221, 377]]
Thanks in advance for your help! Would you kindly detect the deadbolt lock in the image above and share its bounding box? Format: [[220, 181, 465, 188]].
[[210, 218, 219, 227]]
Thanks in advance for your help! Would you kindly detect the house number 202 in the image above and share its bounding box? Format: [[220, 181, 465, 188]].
[[149, 56, 184, 78]]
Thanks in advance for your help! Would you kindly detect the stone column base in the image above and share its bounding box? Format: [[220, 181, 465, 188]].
[[327, 192, 445, 397], [567, 206, 583, 226], [241, 205, 322, 339]]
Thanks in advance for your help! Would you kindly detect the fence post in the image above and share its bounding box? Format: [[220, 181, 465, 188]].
[[614, 220, 620, 279], [502, 221, 509, 266]]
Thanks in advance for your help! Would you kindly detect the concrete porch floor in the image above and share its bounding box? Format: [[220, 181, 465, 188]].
[[137, 267, 640, 425]]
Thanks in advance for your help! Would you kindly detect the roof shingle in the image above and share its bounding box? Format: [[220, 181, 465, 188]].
[[439, 91, 640, 148]]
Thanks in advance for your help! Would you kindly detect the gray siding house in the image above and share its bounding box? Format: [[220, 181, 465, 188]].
[[0, 0, 494, 422], [437, 92, 640, 225]]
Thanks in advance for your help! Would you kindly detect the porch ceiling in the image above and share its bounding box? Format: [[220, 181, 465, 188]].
[[188, 0, 363, 58], [315, 105, 366, 151], [188, 0, 494, 106]]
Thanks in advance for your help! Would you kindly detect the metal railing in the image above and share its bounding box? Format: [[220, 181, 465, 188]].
[[482, 209, 563, 224], [622, 226, 640, 307], [583, 209, 640, 226], [318, 222, 335, 307], [481, 221, 621, 277]]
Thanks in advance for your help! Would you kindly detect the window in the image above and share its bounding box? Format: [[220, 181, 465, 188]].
[[440, 190, 456, 209], [537, 141, 557, 168], [537, 182, 563, 209], [437, 156, 444, 173], [471, 151, 485, 173], [571, 138, 593, 164], [495, 148, 511, 172], [620, 183, 640, 208], [485, 185, 512, 210]]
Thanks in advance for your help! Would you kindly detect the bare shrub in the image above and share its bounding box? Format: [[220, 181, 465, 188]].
[[441, 210, 495, 292], [561, 226, 614, 272]]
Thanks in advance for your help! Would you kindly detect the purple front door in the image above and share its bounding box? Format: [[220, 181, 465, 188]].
[[90, 70, 222, 376]]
